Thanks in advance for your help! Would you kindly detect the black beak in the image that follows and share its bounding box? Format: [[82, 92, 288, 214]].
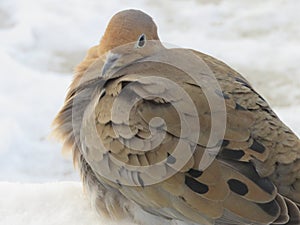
[[101, 53, 120, 77]]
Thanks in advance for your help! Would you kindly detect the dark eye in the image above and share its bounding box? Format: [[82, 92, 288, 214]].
[[136, 34, 146, 48]]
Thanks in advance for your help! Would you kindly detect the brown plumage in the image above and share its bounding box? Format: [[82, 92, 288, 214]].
[[52, 9, 300, 225]]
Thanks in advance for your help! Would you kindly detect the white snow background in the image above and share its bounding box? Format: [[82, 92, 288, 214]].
[[0, 0, 299, 224]]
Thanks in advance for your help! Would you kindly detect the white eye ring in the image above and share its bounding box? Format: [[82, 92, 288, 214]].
[[135, 34, 146, 48]]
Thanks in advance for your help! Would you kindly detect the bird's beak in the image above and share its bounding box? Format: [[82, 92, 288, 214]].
[[101, 52, 121, 77]]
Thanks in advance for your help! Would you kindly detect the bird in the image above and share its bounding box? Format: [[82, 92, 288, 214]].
[[52, 9, 300, 225]]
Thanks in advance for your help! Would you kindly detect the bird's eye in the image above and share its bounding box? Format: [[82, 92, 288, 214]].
[[135, 34, 146, 48]]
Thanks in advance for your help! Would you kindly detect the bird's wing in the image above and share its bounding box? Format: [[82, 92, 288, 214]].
[[194, 50, 300, 201], [54, 47, 300, 225]]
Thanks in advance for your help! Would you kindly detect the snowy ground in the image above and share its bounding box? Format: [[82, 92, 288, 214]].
[[0, 0, 299, 224]]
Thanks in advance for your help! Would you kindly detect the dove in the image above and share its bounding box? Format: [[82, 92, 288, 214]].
[[52, 9, 300, 225]]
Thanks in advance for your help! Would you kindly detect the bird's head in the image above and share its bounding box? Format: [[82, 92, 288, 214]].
[[99, 9, 164, 78], [99, 9, 160, 54]]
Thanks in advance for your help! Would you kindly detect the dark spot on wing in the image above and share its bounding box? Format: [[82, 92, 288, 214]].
[[185, 176, 209, 194], [227, 179, 248, 196], [250, 140, 266, 153], [187, 169, 203, 178], [221, 140, 230, 147], [220, 160, 275, 195], [221, 148, 245, 160]]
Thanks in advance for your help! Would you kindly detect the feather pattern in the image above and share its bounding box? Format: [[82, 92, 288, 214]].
[[52, 9, 300, 225]]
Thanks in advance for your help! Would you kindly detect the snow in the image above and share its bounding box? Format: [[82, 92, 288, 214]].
[[0, 182, 135, 225], [0, 0, 299, 224]]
